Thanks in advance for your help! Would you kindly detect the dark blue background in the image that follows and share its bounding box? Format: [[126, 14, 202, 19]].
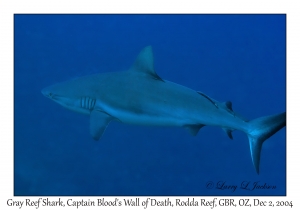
[[14, 14, 286, 196]]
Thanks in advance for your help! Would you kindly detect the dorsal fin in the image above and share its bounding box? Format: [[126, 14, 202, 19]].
[[224, 101, 233, 111], [220, 101, 248, 122], [130, 46, 164, 81]]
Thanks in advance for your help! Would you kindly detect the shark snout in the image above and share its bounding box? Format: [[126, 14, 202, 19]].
[[41, 87, 53, 99]]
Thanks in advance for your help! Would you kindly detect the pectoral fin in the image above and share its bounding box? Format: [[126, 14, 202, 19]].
[[90, 110, 113, 140]]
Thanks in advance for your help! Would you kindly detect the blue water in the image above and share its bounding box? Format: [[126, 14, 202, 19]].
[[14, 14, 286, 196]]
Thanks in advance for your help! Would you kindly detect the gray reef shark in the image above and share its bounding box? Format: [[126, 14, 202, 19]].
[[42, 46, 286, 174]]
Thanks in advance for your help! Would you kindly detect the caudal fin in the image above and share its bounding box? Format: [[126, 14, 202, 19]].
[[247, 112, 286, 174]]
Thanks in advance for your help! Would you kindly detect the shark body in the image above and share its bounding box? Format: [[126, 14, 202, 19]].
[[42, 46, 286, 174]]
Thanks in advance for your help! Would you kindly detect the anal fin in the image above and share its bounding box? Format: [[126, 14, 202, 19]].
[[222, 127, 234, 140]]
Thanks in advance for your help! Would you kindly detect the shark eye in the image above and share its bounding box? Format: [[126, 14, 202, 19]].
[[48, 93, 53, 97]]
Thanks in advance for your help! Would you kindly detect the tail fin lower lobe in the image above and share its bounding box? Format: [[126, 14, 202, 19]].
[[247, 112, 286, 174]]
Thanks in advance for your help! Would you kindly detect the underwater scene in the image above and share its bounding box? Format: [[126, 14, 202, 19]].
[[14, 14, 286, 196]]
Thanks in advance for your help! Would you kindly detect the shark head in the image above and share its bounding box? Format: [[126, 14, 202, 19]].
[[41, 46, 159, 117], [41, 77, 97, 115]]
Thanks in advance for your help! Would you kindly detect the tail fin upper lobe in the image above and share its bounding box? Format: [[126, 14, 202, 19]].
[[247, 112, 286, 174]]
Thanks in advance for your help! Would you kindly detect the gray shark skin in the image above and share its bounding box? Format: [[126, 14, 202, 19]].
[[42, 46, 286, 174]]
